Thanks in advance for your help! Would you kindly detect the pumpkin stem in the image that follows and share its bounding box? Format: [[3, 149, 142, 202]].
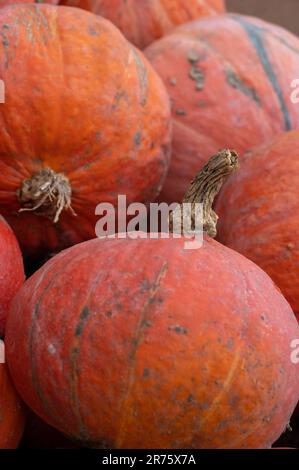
[[17, 168, 76, 223], [170, 149, 238, 237]]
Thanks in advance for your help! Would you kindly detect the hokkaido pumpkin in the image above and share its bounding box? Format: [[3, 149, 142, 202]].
[[145, 14, 299, 203], [60, 0, 225, 49], [0, 216, 24, 337], [6, 151, 299, 449], [0, 360, 25, 448], [0, 4, 171, 260], [216, 130, 299, 323]]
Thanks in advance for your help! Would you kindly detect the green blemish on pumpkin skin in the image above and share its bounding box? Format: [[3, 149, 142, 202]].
[[112, 90, 129, 110], [0, 27, 10, 68], [88, 25, 99, 37], [226, 68, 261, 106], [175, 109, 187, 116], [187, 50, 205, 91], [187, 394, 194, 403], [75, 306, 91, 336], [168, 325, 188, 335], [134, 131, 142, 147], [95, 131, 102, 142], [131, 48, 149, 107], [232, 15, 292, 131]]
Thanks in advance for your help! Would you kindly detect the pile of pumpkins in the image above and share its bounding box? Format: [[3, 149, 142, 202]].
[[0, 0, 299, 450]]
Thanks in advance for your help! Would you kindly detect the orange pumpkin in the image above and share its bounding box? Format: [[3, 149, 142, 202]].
[[145, 14, 299, 203], [0, 4, 171, 260], [0, 216, 24, 337], [0, 361, 25, 448], [6, 235, 299, 449], [5, 147, 299, 449], [216, 130, 299, 322], [60, 0, 225, 49]]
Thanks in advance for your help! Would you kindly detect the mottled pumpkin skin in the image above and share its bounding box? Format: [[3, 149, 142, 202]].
[[0, 0, 58, 5], [0, 216, 24, 337], [145, 14, 299, 203], [0, 4, 171, 259], [60, 0, 225, 49], [6, 236, 299, 449], [216, 130, 299, 322], [0, 362, 25, 448]]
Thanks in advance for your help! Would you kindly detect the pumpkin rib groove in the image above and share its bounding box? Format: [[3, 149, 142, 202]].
[[268, 31, 299, 55], [172, 118, 224, 158], [196, 0, 215, 16], [191, 248, 251, 442], [199, 347, 242, 430], [209, 3, 222, 15], [230, 13, 299, 56], [0, 111, 15, 151], [29, 290, 66, 431], [131, 48, 149, 108], [68, 261, 114, 443], [27, 250, 79, 431], [27, 246, 103, 435], [115, 261, 169, 448], [171, 0, 199, 21], [173, 118, 217, 147], [151, 0, 173, 31], [128, 4, 141, 47], [231, 15, 292, 131], [69, 307, 91, 442], [59, 0, 225, 49]]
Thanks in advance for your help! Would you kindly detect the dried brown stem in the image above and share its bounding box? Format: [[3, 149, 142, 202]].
[[18, 168, 76, 223], [170, 149, 239, 237]]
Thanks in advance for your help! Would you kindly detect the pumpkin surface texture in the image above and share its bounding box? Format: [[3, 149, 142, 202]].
[[0, 361, 25, 448], [145, 13, 299, 203], [0, 4, 171, 260], [5, 150, 299, 449], [0, 0, 58, 5], [216, 130, 299, 322], [60, 0, 225, 49], [6, 236, 299, 449], [0, 216, 24, 337]]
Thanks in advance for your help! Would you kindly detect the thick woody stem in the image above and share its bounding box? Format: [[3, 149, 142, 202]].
[[170, 149, 239, 238], [17, 168, 76, 223]]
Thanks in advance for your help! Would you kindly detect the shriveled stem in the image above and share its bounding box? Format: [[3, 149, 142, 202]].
[[18, 168, 76, 223], [170, 149, 239, 237]]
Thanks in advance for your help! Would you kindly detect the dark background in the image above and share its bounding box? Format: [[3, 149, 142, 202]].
[[227, 0, 299, 35]]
